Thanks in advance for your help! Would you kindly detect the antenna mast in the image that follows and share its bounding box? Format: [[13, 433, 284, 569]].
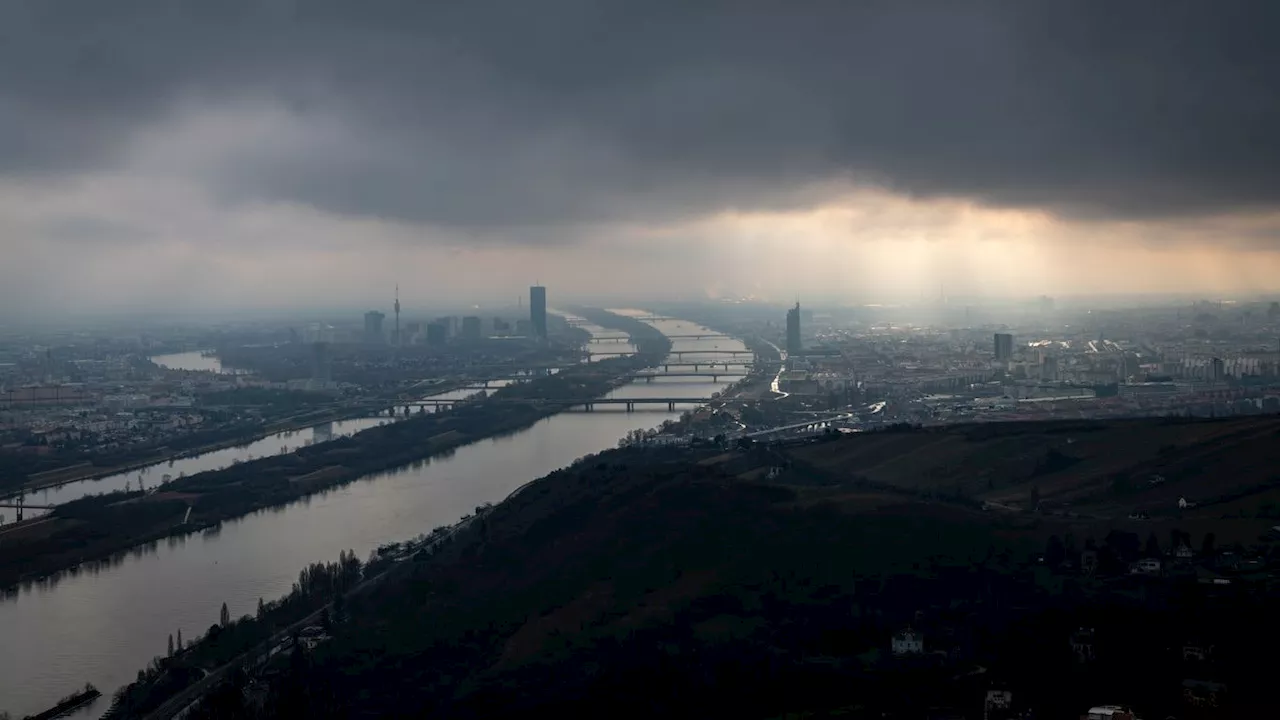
[[394, 284, 401, 347]]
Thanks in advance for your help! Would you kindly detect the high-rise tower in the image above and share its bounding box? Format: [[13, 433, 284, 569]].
[[363, 311, 386, 344], [786, 302, 802, 356], [530, 285, 548, 339], [394, 284, 401, 347], [993, 333, 1014, 361]]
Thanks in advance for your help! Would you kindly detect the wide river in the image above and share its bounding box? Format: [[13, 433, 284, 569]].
[[0, 384, 518, 527], [0, 315, 747, 717]]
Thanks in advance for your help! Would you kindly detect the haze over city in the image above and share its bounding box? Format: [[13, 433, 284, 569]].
[[4, 1, 1280, 317], [7, 4, 1280, 719]]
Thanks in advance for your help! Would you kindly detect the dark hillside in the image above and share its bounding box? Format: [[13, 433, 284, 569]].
[[789, 415, 1280, 524], [181, 416, 1280, 719]]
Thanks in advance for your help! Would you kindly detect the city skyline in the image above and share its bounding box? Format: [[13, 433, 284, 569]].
[[4, 4, 1280, 716]]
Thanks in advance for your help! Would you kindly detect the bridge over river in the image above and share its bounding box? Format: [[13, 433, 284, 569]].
[[399, 367, 751, 395], [586, 348, 755, 360], [402, 396, 711, 412], [634, 370, 747, 382], [587, 332, 729, 343], [462, 360, 751, 373]]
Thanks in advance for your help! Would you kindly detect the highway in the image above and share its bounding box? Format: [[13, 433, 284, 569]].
[[742, 412, 853, 440]]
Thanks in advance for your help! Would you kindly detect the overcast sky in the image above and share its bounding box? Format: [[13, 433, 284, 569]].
[[4, 0, 1280, 318]]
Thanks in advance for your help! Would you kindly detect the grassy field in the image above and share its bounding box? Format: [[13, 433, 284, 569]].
[[788, 416, 1280, 529]]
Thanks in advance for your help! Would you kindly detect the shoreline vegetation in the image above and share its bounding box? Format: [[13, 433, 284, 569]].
[[0, 310, 674, 592], [103, 549, 367, 719], [18, 683, 101, 720], [0, 377, 489, 501]]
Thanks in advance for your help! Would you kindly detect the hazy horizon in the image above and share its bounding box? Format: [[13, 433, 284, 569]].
[[5, 2, 1280, 318]]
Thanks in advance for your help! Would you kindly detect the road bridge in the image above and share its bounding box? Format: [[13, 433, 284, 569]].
[[634, 370, 748, 382], [0, 493, 54, 522], [587, 333, 728, 343], [743, 413, 854, 440], [655, 361, 752, 371], [585, 349, 754, 360], [668, 349, 754, 358], [401, 396, 709, 412], [545, 397, 709, 411]]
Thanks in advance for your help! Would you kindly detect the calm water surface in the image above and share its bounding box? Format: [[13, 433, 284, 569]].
[[151, 351, 246, 375], [0, 316, 745, 717], [0, 384, 514, 527]]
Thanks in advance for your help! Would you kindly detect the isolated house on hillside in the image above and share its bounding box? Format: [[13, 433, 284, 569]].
[[892, 627, 924, 656], [1182, 679, 1226, 710], [983, 689, 1014, 720], [1080, 549, 1098, 575], [1129, 558, 1161, 576], [1182, 641, 1213, 663], [1070, 628, 1096, 663]]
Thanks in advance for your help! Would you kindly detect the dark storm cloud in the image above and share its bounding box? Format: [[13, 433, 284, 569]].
[[3, 0, 1280, 227]]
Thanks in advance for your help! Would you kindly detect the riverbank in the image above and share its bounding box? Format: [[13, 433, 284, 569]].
[[105, 513, 483, 719], [26, 683, 101, 720], [0, 315, 672, 592], [1, 378, 485, 502], [1, 315, 749, 719]]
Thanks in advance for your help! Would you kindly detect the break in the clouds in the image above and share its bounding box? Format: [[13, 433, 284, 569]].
[[6, 0, 1280, 318], [3, 0, 1280, 229]]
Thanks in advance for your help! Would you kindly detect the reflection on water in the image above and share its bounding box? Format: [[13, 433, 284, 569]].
[[0, 317, 747, 718], [0, 417, 389, 527], [0, 383, 516, 527]]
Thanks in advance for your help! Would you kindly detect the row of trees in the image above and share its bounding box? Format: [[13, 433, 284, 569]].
[[108, 550, 364, 719], [1042, 528, 1238, 571]]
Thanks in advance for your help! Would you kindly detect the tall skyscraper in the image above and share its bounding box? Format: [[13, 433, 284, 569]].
[[786, 302, 802, 356], [426, 322, 447, 346], [310, 341, 331, 383], [363, 311, 386, 344], [530, 285, 548, 339], [993, 333, 1014, 361], [461, 315, 482, 340], [1041, 354, 1058, 381]]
